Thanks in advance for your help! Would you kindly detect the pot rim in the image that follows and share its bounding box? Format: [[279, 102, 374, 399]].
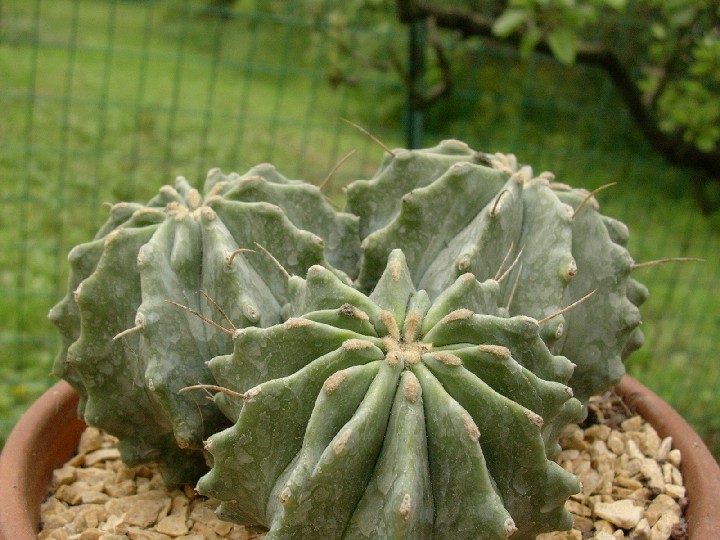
[[1, 376, 718, 539], [613, 374, 720, 539], [0, 380, 85, 540]]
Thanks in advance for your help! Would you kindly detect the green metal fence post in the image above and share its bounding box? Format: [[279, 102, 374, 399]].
[[406, 18, 425, 149]]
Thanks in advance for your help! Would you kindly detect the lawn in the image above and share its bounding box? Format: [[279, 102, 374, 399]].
[[0, 0, 401, 440], [1, 0, 719, 458]]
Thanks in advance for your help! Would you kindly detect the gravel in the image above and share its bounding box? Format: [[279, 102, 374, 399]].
[[39, 391, 687, 540]]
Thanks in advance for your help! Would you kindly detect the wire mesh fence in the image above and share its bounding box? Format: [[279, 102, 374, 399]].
[[1, 0, 719, 457]]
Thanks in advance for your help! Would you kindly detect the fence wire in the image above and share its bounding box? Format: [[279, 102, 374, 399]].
[[1, 0, 718, 457]]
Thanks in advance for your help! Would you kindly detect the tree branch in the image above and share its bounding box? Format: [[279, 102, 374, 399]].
[[396, 0, 720, 206]]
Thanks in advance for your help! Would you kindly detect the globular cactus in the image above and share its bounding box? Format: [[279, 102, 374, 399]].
[[48, 165, 359, 485], [345, 140, 648, 401], [198, 250, 583, 539], [49, 137, 652, 538]]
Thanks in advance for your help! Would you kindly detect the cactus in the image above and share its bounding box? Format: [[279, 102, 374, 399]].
[[50, 138, 652, 537], [48, 165, 359, 485], [198, 250, 582, 539], [345, 140, 648, 401]]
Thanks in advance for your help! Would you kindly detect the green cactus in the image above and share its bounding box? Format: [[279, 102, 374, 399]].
[[48, 166, 359, 485], [49, 138, 652, 537], [345, 140, 648, 400], [198, 250, 582, 539]]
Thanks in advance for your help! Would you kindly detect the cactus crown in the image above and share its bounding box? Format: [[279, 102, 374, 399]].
[[50, 140, 648, 537]]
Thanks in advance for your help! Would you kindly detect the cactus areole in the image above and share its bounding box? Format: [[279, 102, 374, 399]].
[[50, 140, 649, 539]]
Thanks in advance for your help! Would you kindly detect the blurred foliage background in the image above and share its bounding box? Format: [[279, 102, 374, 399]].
[[1, 0, 719, 459]]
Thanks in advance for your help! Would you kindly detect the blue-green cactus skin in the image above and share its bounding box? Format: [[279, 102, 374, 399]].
[[49, 167, 359, 485], [345, 141, 647, 401], [198, 250, 582, 539]]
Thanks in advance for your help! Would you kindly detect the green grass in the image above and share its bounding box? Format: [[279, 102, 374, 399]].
[[0, 0, 402, 442], [1, 0, 719, 460]]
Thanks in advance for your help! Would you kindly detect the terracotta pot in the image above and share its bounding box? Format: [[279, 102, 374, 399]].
[[1, 377, 719, 540], [613, 375, 720, 538], [0, 381, 85, 540]]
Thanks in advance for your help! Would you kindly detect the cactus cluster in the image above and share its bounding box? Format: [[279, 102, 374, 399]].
[[51, 139, 648, 537]]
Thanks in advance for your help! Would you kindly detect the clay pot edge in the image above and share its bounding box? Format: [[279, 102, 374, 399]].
[[0, 380, 84, 540], [614, 374, 720, 538], [1, 376, 719, 539]]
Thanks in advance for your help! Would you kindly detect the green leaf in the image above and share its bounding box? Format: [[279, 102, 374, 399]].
[[492, 9, 530, 38], [547, 28, 578, 65], [603, 0, 626, 11], [651, 23, 667, 40], [520, 26, 542, 57], [670, 6, 697, 27]]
